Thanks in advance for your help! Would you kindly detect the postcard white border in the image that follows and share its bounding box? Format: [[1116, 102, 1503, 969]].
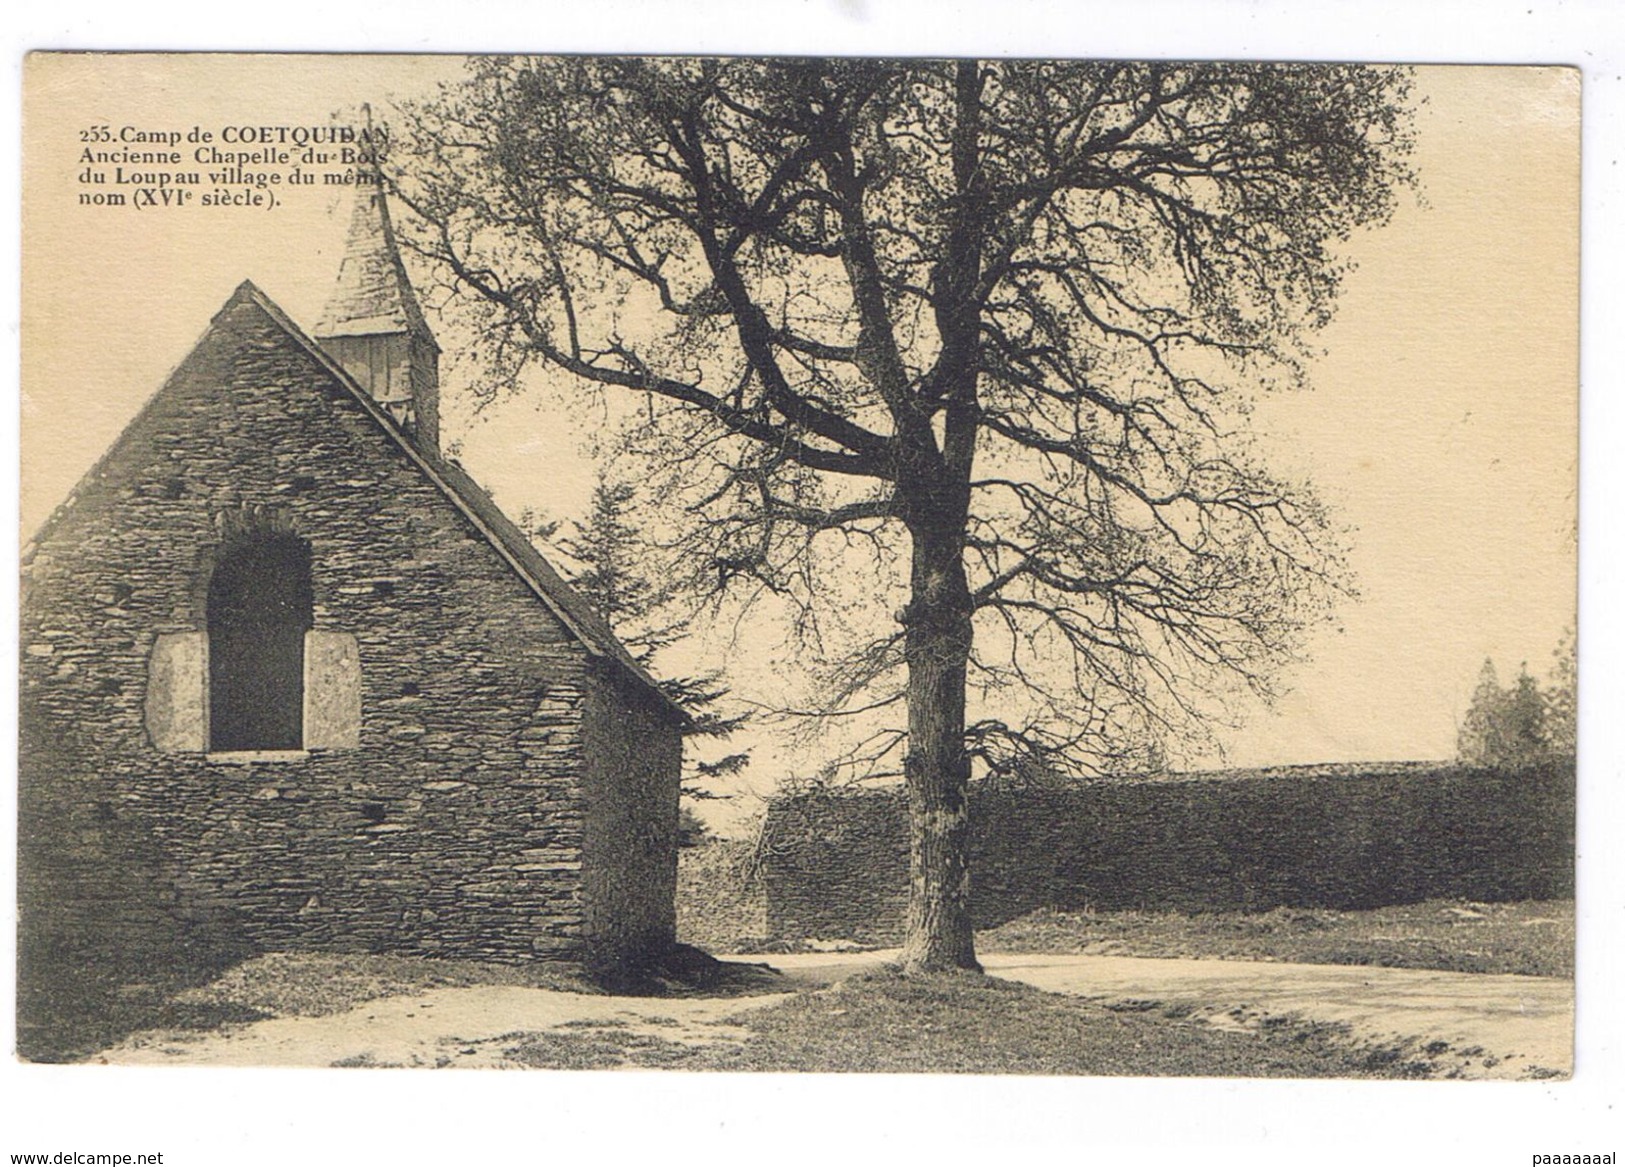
[[3, 4, 1620, 1164]]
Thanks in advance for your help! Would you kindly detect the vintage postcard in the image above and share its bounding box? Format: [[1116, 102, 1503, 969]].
[[13, 46, 1587, 1135]]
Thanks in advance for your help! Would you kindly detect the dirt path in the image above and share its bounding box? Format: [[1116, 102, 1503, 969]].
[[96, 952, 1571, 1077], [99, 984, 794, 1068], [755, 950, 1573, 1079]]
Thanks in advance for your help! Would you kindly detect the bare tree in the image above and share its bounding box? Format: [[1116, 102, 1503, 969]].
[[395, 58, 1415, 971]]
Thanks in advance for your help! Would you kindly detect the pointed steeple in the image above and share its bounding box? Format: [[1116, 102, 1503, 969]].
[[314, 134, 440, 454]]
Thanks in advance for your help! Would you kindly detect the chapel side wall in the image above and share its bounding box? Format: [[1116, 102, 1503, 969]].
[[579, 663, 682, 974], [18, 296, 596, 1024]]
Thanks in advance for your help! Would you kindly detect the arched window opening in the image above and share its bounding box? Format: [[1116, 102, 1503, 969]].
[[207, 534, 314, 751]]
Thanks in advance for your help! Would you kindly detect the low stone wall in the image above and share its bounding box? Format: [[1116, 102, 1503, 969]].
[[753, 762, 1575, 944], [676, 840, 770, 953]]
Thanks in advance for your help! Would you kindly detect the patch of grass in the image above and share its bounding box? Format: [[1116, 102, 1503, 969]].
[[17, 936, 259, 1063], [506, 1029, 708, 1070], [977, 899, 1573, 978], [330, 1052, 406, 1069], [502, 968, 1431, 1078], [722, 970, 1438, 1077], [38, 996, 275, 1064], [146, 999, 272, 1030], [173, 952, 599, 1019]]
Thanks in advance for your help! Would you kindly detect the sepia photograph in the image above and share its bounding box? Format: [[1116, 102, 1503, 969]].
[[7, 15, 1619, 1164]]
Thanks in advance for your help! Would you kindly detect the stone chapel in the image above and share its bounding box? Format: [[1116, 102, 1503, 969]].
[[18, 182, 686, 1054]]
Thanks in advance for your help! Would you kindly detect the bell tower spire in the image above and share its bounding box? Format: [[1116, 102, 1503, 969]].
[[314, 113, 440, 453]]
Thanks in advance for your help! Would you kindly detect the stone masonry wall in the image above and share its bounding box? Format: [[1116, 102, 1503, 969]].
[[676, 840, 771, 953], [19, 294, 610, 1053], [756, 762, 1576, 944], [580, 661, 682, 975]]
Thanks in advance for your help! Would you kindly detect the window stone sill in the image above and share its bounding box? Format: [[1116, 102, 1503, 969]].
[[206, 750, 311, 764]]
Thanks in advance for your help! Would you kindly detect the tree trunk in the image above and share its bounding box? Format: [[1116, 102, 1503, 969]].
[[893, 57, 984, 975], [898, 519, 980, 973]]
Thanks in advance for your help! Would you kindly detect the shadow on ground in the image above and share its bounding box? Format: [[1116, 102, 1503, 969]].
[[18, 935, 260, 1063]]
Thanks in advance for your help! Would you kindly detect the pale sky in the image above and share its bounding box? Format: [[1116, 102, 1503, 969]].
[[21, 57, 1579, 779]]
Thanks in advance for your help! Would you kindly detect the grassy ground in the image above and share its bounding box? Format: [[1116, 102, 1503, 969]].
[[86, 950, 1454, 1077], [19, 952, 602, 1063], [62, 899, 1572, 1072], [504, 968, 1436, 1077], [171, 952, 601, 1016], [976, 899, 1574, 978]]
